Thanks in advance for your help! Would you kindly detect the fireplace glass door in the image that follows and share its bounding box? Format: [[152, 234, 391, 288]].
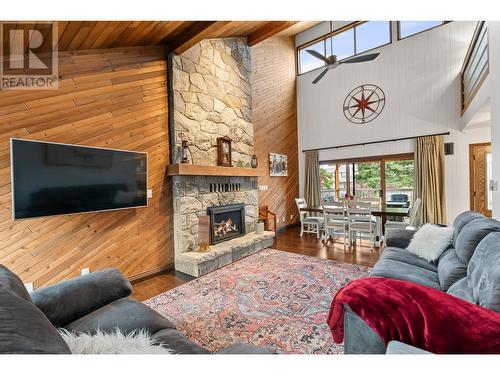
[[207, 203, 245, 245]]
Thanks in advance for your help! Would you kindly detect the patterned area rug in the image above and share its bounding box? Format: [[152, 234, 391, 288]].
[[145, 249, 371, 354]]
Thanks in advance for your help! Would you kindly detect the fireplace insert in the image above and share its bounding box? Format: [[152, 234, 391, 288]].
[[207, 203, 245, 245]]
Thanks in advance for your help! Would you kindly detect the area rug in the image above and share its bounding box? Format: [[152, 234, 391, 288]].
[[145, 249, 371, 354]]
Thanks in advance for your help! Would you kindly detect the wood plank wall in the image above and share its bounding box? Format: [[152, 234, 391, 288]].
[[251, 37, 300, 228], [0, 46, 173, 288]]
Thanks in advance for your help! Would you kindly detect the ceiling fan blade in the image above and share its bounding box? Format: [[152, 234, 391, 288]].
[[306, 49, 330, 64], [341, 53, 380, 64], [312, 67, 330, 84]]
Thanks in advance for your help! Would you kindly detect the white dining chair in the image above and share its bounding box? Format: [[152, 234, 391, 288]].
[[322, 201, 348, 248], [347, 200, 376, 249], [385, 198, 422, 230], [295, 198, 324, 238]]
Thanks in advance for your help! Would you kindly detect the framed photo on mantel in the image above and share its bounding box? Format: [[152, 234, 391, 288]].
[[217, 136, 232, 167]]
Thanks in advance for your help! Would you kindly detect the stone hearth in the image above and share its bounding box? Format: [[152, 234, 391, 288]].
[[175, 231, 275, 277]]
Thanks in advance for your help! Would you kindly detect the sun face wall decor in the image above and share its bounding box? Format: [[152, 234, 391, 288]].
[[343, 84, 385, 124]]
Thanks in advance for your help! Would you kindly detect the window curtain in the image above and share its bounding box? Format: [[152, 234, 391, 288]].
[[304, 150, 321, 207], [414, 135, 447, 225]]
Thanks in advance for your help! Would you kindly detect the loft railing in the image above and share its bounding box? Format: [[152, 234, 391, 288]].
[[461, 21, 489, 114]]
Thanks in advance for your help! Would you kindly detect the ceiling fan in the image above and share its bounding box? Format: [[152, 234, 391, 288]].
[[307, 22, 380, 84]]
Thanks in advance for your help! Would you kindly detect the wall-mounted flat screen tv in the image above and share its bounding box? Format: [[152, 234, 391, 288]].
[[10, 139, 148, 219]]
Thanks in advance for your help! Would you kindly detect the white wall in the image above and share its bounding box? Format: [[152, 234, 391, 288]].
[[488, 23, 500, 220], [296, 21, 481, 223]]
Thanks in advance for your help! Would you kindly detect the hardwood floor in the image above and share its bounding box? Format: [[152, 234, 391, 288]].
[[131, 225, 381, 301]]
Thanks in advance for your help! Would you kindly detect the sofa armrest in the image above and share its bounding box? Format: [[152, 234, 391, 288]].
[[31, 268, 132, 327], [343, 306, 386, 354], [384, 228, 417, 248], [386, 341, 432, 354]]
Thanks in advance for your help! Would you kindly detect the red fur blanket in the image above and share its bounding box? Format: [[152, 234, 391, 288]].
[[328, 277, 500, 354]]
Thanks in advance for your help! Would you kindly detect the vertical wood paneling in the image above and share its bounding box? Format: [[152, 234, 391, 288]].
[[251, 36, 300, 228], [0, 46, 173, 287]]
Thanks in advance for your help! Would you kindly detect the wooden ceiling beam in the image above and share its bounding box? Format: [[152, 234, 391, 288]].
[[247, 21, 299, 46], [170, 21, 233, 55]]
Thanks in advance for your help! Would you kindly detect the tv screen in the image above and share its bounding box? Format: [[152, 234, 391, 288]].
[[10, 139, 147, 219]]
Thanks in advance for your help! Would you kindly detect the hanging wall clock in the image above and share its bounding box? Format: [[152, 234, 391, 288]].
[[343, 84, 385, 124]]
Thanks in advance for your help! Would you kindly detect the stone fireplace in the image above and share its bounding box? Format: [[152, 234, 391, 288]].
[[170, 38, 274, 278]]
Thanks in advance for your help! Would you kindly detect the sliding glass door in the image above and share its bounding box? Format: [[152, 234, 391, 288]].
[[320, 154, 414, 207], [385, 160, 414, 208], [353, 161, 381, 205]]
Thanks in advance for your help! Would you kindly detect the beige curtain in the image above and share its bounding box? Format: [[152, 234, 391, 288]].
[[414, 135, 447, 225], [304, 150, 321, 207]]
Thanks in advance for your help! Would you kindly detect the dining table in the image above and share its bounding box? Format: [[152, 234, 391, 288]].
[[299, 204, 410, 246]]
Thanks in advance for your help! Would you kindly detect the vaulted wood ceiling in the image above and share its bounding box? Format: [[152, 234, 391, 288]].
[[6, 21, 318, 53]]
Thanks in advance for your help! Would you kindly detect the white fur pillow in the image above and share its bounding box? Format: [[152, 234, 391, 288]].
[[59, 328, 173, 354], [406, 224, 453, 262]]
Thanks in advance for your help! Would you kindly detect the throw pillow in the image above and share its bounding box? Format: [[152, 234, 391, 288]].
[[59, 328, 173, 354], [406, 224, 453, 262]]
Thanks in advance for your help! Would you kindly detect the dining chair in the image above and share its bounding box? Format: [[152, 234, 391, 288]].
[[295, 198, 324, 238], [322, 201, 348, 248], [347, 200, 376, 249], [385, 198, 422, 230]]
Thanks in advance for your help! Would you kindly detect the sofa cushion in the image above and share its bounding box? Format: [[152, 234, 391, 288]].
[[0, 288, 70, 354], [452, 211, 484, 243], [152, 328, 210, 354], [437, 248, 467, 291], [406, 224, 453, 262], [64, 297, 175, 335], [447, 277, 474, 304], [454, 218, 500, 265], [467, 232, 500, 312], [0, 264, 32, 302], [32, 268, 133, 327], [370, 259, 441, 290], [384, 228, 417, 249], [380, 247, 437, 272]]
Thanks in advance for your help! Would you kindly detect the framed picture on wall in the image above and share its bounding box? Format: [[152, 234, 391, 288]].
[[269, 153, 288, 177]]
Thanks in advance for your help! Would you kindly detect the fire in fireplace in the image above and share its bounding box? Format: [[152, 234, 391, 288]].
[[207, 203, 245, 245]]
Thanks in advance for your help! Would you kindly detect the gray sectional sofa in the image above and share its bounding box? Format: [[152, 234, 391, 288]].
[[0, 265, 270, 354], [344, 211, 500, 354]]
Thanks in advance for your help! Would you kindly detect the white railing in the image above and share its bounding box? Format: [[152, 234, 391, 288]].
[[321, 188, 413, 205]]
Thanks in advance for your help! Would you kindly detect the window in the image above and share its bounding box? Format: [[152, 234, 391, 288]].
[[356, 21, 391, 53], [298, 39, 326, 74], [298, 21, 391, 75], [326, 28, 354, 60], [398, 21, 444, 39]]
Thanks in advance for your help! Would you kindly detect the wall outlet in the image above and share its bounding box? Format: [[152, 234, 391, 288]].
[[147, 189, 153, 198], [290, 214, 293, 220], [81, 268, 90, 276], [258, 185, 268, 191], [24, 282, 34, 293], [282, 216, 285, 223]]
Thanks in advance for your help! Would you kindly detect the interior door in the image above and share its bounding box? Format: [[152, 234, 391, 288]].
[[470, 142, 492, 217]]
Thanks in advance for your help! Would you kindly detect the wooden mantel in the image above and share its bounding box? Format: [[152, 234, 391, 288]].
[[166, 164, 261, 177]]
